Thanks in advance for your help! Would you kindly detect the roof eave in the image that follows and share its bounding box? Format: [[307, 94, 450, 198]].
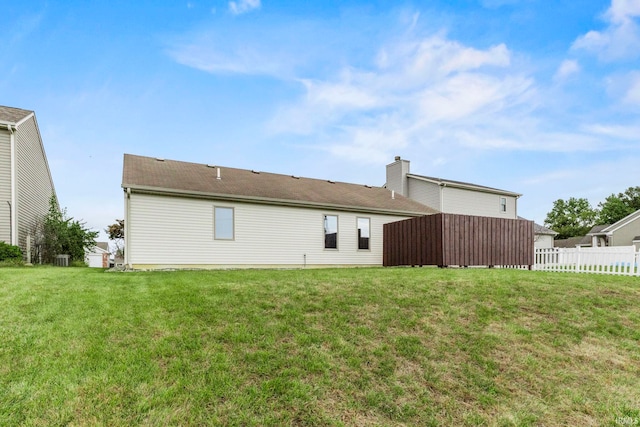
[[123, 184, 434, 217], [601, 209, 640, 234], [406, 174, 521, 197]]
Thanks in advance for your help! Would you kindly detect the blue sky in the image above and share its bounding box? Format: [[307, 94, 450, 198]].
[[3, 0, 640, 239]]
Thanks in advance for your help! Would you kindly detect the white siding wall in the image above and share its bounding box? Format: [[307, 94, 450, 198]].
[[534, 234, 554, 249], [0, 129, 11, 243], [127, 193, 411, 268], [15, 116, 56, 255], [442, 187, 517, 219], [407, 179, 440, 212]]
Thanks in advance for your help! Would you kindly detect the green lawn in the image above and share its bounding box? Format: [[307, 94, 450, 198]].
[[1, 267, 639, 426]]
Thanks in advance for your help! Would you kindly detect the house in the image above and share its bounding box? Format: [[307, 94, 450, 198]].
[[0, 106, 57, 259], [532, 221, 558, 249], [587, 209, 640, 250], [122, 154, 438, 269], [85, 242, 110, 268], [385, 156, 521, 219], [552, 235, 591, 248]]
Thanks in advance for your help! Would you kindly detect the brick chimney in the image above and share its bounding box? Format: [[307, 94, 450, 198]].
[[386, 156, 410, 197]]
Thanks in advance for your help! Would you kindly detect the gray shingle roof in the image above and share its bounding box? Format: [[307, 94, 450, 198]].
[[518, 217, 558, 235], [587, 224, 610, 235], [122, 154, 439, 216], [0, 105, 33, 124], [554, 235, 592, 248], [533, 223, 558, 235], [96, 242, 109, 251]]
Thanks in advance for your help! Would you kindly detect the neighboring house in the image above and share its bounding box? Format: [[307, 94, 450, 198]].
[[532, 221, 558, 249], [0, 106, 56, 259], [85, 242, 110, 268], [553, 236, 592, 248], [385, 156, 521, 219], [122, 154, 438, 269], [587, 209, 640, 249], [554, 226, 611, 249]]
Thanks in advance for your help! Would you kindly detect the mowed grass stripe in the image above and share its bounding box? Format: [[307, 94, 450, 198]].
[[0, 267, 639, 426]]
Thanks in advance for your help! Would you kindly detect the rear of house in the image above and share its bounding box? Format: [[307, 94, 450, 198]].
[[122, 154, 437, 269], [0, 106, 56, 258], [386, 156, 521, 219]]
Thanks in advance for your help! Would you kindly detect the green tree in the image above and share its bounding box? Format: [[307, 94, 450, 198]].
[[597, 186, 640, 225], [544, 197, 597, 240], [106, 219, 124, 256], [34, 196, 98, 264]]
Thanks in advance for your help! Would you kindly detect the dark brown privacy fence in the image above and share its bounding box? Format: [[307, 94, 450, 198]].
[[383, 213, 534, 268]]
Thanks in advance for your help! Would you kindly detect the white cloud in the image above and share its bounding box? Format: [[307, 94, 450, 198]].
[[268, 33, 552, 162], [622, 71, 640, 104], [572, 0, 640, 61], [554, 59, 580, 81], [608, 0, 640, 23], [168, 10, 639, 167], [166, 29, 298, 77], [229, 0, 261, 15], [584, 121, 640, 138], [605, 70, 640, 106]]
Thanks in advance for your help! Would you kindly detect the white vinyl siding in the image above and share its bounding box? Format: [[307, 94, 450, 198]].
[[442, 187, 517, 219], [0, 129, 11, 243], [15, 116, 56, 254], [127, 193, 411, 268], [534, 234, 555, 249], [407, 179, 440, 211]]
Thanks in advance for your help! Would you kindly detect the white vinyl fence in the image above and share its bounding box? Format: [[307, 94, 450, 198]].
[[534, 246, 640, 276]]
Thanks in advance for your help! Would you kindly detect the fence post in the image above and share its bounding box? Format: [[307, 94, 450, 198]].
[[576, 246, 582, 273]]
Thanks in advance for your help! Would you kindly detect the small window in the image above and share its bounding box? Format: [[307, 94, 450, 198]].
[[214, 206, 234, 240], [357, 217, 370, 250], [500, 197, 507, 213], [324, 215, 338, 249]]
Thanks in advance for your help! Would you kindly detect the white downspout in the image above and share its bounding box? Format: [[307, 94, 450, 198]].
[[8, 124, 17, 246], [124, 187, 131, 268]]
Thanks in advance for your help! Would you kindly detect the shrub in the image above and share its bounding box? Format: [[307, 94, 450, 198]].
[[70, 259, 88, 268], [0, 242, 22, 262], [0, 258, 25, 267]]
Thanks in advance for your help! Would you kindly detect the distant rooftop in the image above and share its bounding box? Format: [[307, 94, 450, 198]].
[[587, 224, 610, 235], [554, 235, 592, 248]]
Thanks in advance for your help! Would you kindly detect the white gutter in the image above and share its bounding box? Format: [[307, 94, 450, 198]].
[[124, 187, 131, 268]]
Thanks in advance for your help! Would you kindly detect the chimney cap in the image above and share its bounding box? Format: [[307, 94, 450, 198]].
[[394, 155, 401, 161]]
